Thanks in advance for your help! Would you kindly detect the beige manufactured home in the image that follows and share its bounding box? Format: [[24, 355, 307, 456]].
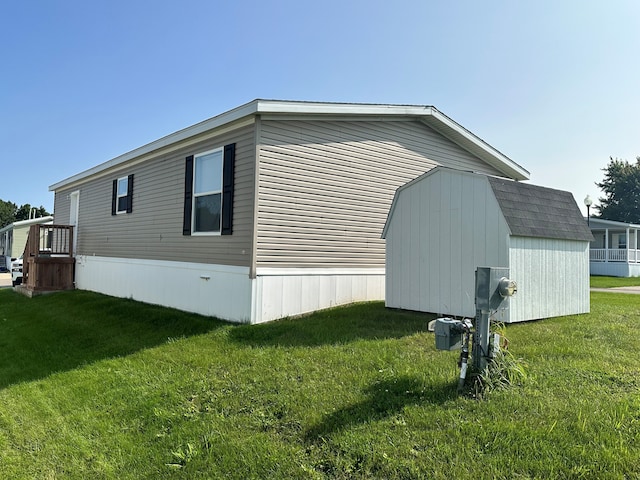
[[50, 100, 529, 323]]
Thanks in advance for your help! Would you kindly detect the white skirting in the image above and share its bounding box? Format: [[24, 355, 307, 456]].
[[74, 256, 253, 322], [74, 256, 385, 324]]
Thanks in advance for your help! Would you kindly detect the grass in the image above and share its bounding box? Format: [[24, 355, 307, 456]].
[[590, 275, 640, 288], [0, 289, 639, 478]]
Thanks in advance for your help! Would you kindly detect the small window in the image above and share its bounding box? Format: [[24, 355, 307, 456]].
[[111, 174, 134, 215], [192, 148, 224, 234], [116, 177, 128, 213]]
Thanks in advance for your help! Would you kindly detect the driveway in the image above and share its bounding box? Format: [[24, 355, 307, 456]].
[[0, 273, 12, 288], [591, 286, 640, 295]]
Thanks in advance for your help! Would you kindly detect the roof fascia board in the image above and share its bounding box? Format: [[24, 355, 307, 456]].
[[588, 218, 640, 229], [49, 115, 256, 191], [421, 108, 530, 181], [50, 99, 529, 191], [0, 216, 54, 233], [255, 100, 433, 117]]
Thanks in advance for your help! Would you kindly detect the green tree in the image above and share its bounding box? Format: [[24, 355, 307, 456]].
[[0, 200, 18, 228], [0, 200, 51, 228], [595, 157, 640, 223]]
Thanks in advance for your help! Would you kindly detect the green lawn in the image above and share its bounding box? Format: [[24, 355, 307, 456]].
[[590, 275, 640, 288], [0, 288, 639, 479]]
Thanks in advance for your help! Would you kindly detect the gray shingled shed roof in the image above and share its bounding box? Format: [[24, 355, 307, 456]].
[[487, 177, 594, 242]]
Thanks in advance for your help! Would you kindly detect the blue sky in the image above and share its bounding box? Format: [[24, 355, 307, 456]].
[[1, 0, 639, 215]]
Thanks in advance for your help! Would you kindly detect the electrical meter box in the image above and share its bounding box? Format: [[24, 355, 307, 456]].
[[434, 318, 464, 351], [475, 267, 517, 312]]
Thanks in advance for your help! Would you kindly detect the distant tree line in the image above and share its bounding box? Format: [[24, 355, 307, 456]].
[[595, 156, 640, 224], [0, 199, 50, 229]]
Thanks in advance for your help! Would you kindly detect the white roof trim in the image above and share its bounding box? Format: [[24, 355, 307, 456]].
[[0, 216, 54, 233], [50, 99, 530, 191], [587, 218, 640, 229]]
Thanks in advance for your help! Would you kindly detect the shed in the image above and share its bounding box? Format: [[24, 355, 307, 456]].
[[382, 167, 594, 322]]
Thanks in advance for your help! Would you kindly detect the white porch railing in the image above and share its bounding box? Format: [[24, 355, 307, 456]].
[[590, 248, 640, 263]]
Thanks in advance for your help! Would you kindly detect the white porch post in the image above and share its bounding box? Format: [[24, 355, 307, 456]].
[[626, 228, 631, 263], [605, 228, 609, 262]]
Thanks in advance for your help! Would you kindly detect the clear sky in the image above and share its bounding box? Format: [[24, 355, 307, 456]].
[[1, 0, 638, 216]]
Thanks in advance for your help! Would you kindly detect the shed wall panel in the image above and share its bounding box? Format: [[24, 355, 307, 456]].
[[53, 124, 255, 267], [257, 119, 505, 269], [509, 237, 590, 321], [385, 169, 510, 317]]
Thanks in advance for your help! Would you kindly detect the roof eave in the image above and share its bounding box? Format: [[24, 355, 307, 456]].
[[50, 100, 529, 191]]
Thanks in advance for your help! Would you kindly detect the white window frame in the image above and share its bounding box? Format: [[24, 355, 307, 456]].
[[116, 176, 129, 214], [192, 147, 224, 235]]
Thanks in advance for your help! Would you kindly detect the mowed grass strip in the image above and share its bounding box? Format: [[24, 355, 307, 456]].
[[0, 289, 638, 479]]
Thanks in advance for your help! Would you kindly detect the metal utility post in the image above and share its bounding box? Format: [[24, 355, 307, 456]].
[[473, 267, 517, 371], [431, 266, 516, 388]]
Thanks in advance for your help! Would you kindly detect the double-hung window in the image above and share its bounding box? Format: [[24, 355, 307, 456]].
[[183, 143, 235, 236], [116, 177, 129, 213], [193, 148, 224, 233], [111, 174, 134, 215]]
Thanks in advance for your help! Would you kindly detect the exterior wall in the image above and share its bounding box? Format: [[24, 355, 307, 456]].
[[75, 255, 253, 322], [53, 123, 256, 268], [385, 169, 510, 317], [253, 268, 385, 323], [12, 226, 29, 258], [590, 261, 640, 277], [256, 119, 505, 269], [509, 237, 590, 321]]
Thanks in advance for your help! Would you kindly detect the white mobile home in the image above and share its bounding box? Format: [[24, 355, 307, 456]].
[[587, 217, 640, 277], [0, 216, 54, 270], [49, 100, 529, 323], [383, 167, 593, 322]]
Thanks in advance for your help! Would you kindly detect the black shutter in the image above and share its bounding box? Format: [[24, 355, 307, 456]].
[[183, 155, 194, 235], [126, 174, 134, 213], [221, 143, 235, 235], [111, 179, 117, 215]]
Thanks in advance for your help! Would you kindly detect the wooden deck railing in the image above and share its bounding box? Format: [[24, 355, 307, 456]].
[[22, 224, 75, 292]]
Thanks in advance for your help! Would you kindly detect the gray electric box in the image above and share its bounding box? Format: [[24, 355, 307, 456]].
[[475, 267, 517, 312], [434, 317, 464, 351]]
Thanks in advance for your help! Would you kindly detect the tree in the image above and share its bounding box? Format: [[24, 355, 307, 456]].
[[0, 200, 51, 228], [595, 157, 640, 223]]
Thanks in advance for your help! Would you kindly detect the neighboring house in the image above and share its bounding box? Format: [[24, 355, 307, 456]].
[[49, 99, 529, 324], [383, 167, 593, 323], [587, 217, 640, 277], [0, 216, 54, 270]]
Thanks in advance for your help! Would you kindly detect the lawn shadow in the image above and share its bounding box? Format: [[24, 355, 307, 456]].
[[305, 375, 457, 443], [230, 302, 435, 348], [0, 289, 224, 389]]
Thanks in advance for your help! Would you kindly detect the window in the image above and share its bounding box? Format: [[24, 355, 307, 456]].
[[193, 148, 223, 233], [111, 174, 134, 215], [183, 143, 235, 236]]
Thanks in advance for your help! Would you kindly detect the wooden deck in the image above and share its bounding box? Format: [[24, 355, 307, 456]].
[[19, 224, 75, 294]]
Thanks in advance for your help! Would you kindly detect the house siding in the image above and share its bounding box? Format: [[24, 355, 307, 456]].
[[53, 124, 256, 267], [256, 119, 505, 269], [508, 237, 590, 320], [384, 169, 510, 317]]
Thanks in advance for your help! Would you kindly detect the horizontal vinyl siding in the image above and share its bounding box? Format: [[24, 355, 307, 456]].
[[54, 192, 71, 225], [54, 124, 255, 267], [257, 119, 505, 268]]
